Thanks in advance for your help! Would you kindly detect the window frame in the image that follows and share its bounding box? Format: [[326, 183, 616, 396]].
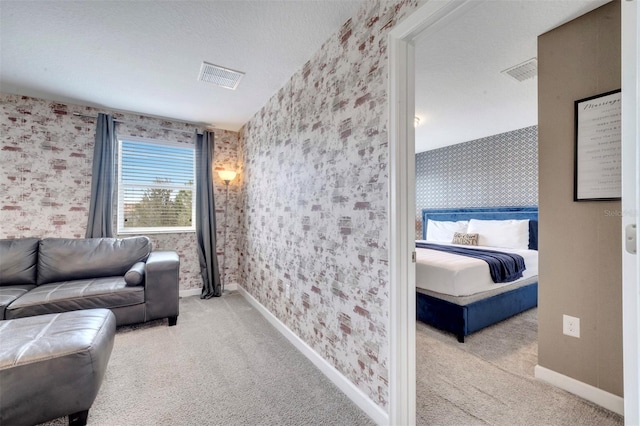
[[116, 136, 196, 235]]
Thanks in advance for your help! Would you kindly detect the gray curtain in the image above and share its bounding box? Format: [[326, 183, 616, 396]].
[[86, 113, 116, 238], [195, 131, 222, 298]]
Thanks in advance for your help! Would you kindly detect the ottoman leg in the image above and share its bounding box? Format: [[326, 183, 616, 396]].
[[168, 315, 178, 326], [69, 409, 89, 425]]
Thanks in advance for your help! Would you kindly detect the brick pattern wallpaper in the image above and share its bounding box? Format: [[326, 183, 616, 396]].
[[238, 0, 418, 410], [415, 126, 539, 238], [0, 93, 240, 291]]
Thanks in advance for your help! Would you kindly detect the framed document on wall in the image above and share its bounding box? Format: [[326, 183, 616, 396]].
[[574, 89, 622, 201]]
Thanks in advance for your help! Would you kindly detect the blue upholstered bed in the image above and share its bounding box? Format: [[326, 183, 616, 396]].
[[416, 206, 539, 342]]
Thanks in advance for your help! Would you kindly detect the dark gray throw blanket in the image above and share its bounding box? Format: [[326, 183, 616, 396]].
[[416, 242, 526, 283]]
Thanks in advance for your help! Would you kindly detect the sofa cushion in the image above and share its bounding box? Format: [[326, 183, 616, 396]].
[[0, 238, 39, 286], [37, 237, 151, 285], [0, 285, 36, 319], [5, 277, 145, 320]]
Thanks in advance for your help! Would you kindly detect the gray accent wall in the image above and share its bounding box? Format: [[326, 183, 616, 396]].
[[415, 126, 538, 238]]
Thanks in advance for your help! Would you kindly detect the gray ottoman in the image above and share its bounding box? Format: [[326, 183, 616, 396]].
[[0, 309, 115, 426]]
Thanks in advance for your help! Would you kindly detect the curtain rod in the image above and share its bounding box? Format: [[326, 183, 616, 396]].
[[72, 112, 198, 135]]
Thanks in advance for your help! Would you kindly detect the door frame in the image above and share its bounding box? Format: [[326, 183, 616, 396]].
[[621, 0, 639, 424], [387, 2, 476, 425]]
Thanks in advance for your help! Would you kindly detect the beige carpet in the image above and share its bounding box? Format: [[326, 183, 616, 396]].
[[41, 293, 374, 426], [416, 309, 624, 426]]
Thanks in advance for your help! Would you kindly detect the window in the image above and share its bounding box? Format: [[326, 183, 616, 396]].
[[117, 137, 196, 234]]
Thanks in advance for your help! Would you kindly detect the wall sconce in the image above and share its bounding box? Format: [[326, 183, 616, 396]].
[[414, 116, 421, 128], [217, 169, 237, 293]]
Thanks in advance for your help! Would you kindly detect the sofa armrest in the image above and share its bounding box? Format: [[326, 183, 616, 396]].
[[144, 251, 180, 323]]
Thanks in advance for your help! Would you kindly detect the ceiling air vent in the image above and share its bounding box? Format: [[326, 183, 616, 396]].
[[501, 58, 537, 82], [198, 62, 245, 90]]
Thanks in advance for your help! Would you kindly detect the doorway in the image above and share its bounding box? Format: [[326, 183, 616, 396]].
[[387, 1, 639, 425]]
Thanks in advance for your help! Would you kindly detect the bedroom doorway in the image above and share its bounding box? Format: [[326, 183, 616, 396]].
[[387, 0, 639, 424]]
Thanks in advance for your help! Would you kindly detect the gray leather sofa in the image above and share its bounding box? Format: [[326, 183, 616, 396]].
[[0, 236, 179, 326]]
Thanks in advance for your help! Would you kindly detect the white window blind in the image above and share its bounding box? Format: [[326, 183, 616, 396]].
[[117, 138, 196, 234]]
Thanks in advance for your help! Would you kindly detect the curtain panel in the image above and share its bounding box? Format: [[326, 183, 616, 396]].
[[195, 131, 222, 298], [86, 113, 116, 238]]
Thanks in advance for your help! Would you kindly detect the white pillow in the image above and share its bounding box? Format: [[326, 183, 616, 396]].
[[467, 219, 530, 249], [426, 220, 468, 242]]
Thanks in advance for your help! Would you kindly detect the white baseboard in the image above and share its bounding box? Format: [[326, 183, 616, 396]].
[[179, 288, 201, 298], [534, 365, 624, 415], [237, 285, 389, 426], [179, 282, 238, 298], [224, 282, 238, 292]]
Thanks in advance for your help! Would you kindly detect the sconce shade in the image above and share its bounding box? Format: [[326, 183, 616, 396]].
[[218, 170, 237, 182]]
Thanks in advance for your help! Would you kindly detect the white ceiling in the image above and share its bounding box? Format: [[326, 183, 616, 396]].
[[414, 0, 609, 153], [0, 0, 363, 130], [1, 0, 610, 148]]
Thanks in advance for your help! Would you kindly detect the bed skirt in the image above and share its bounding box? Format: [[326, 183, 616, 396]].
[[416, 282, 538, 342]]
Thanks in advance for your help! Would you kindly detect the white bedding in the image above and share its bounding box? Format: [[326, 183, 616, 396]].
[[415, 240, 539, 297]]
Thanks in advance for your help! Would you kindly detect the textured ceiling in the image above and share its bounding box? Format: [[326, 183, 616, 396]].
[[0, 0, 363, 130], [414, 0, 609, 152], [1, 0, 609, 149]]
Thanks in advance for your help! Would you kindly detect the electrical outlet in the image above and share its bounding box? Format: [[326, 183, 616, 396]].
[[285, 283, 290, 299], [563, 314, 580, 338]]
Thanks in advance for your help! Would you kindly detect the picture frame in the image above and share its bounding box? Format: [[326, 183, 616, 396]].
[[574, 89, 622, 201]]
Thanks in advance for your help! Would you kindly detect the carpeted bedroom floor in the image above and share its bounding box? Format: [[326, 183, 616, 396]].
[[39, 294, 623, 426], [416, 308, 624, 425]]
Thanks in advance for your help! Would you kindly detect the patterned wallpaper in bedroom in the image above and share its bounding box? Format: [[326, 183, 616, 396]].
[[0, 93, 240, 291], [415, 125, 538, 238], [238, 0, 419, 411]]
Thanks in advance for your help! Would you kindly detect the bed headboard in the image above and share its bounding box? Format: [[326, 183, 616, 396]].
[[421, 206, 539, 250]]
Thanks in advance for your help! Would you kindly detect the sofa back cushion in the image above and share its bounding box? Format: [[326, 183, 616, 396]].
[[37, 237, 152, 285], [0, 238, 40, 285]]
